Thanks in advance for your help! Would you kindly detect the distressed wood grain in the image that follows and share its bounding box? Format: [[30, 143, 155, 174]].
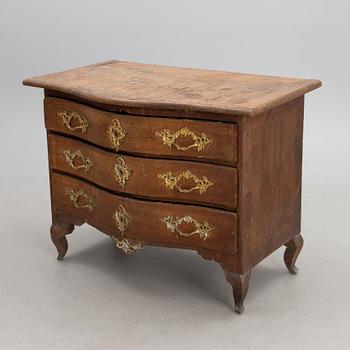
[[23, 60, 321, 117]]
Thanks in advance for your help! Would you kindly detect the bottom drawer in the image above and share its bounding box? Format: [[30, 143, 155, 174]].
[[51, 173, 237, 254]]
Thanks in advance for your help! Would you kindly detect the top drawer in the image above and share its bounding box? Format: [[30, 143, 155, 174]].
[[44, 97, 238, 166]]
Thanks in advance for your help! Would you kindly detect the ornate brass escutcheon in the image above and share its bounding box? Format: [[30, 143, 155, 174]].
[[158, 169, 214, 194], [155, 127, 212, 152], [162, 215, 213, 240], [113, 204, 130, 236], [113, 157, 132, 189], [108, 118, 126, 151], [62, 149, 92, 173], [65, 188, 95, 211], [111, 236, 143, 254], [57, 111, 89, 133]]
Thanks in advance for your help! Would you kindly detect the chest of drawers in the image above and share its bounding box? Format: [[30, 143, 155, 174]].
[[23, 60, 321, 314]]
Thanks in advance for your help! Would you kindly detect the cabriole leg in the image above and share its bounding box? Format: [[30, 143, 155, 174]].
[[284, 234, 304, 274], [225, 270, 252, 314], [50, 222, 74, 260]]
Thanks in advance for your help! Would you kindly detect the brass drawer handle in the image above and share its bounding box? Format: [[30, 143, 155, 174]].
[[111, 237, 142, 254], [162, 215, 213, 240], [113, 204, 130, 236], [114, 157, 132, 189], [155, 127, 212, 152], [65, 189, 95, 211], [57, 111, 89, 133], [62, 149, 92, 173], [108, 118, 126, 150], [158, 170, 214, 194]]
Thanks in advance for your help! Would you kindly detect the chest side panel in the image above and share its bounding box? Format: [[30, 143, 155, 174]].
[[238, 96, 304, 272]]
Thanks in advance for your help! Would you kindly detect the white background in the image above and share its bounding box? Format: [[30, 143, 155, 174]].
[[1, 1, 349, 349]]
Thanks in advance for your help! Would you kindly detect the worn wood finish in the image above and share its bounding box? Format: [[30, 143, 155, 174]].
[[48, 134, 237, 210], [51, 172, 238, 254], [24, 60, 321, 117], [23, 60, 321, 314], [45, 97, 238, 166]]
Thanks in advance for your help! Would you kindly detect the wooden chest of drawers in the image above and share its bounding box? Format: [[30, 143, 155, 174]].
[[23, 60, 321, 314]]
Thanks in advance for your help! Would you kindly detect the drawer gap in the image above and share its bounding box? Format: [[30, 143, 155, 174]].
[[45, 91, 239, 125]]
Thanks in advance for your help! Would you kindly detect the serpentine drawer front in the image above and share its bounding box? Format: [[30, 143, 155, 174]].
[[44, 97, 238, 166], [51, 173, 237, 254], [23, 60, 321, 314], [48, 134, 237, 210]]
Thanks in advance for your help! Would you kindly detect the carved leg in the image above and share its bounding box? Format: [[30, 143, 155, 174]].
[[284, 234, 304, 274], [225, 270, 251, 314], [50, 223, 74, 260]]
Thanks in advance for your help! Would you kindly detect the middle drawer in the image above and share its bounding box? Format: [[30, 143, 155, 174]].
[[48, 134, 237, 210]]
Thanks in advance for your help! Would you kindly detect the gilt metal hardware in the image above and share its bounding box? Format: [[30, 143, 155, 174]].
[[155, 127, 212, 152], [58, 111, 89, 133], [162, 215, 213, 240], [108, 118, 126, 150], [62, 149, 92, 173], [111, 236, 143, 254], [65, 188, 95, 211], [113, 157, 132, 189], [158, 170, 214, 194], [113, 204, 130, 236]]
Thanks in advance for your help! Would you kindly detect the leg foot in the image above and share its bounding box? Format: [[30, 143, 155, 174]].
[[50, 223, 74, 260], [284, 234, 304, 274], [225, 270, 251, 314]]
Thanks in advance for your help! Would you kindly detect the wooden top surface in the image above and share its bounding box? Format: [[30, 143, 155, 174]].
[[23, 60, 321, 117]]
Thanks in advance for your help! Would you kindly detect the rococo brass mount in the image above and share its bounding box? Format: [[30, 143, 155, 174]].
[[113, 157, 132, 189], [162, 215, 213, 240], [65, 188, 95, 212], [113, 204, 130, 237], [111, 236, 143, 254], [158, 169, 214, 194], [155, 127, 212, 152], [62, 149, 92, 173], [58, 111, 89, 133], [108, 118, 126, 150]]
